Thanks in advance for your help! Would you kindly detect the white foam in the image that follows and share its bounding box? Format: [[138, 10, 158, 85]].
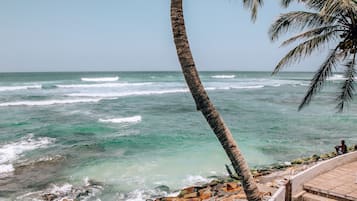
[[67, 89, 189, 98], [183, 175, 213, 186], [0, 85, 42, 92], [231, 85, 265, 89], [99, 115, 142, 124], [0, 98, 102, 107], [0, 164, 14, 175], [211, 75, 236, 79], [327, 74, 346, 81], [56, 82, 151, 88], [81, 76, 119, 82], [0, 134, 55, 165], [49, 183, 73, 195]]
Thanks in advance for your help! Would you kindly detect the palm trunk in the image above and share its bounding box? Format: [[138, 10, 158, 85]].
[[170, 1, 261, 200]]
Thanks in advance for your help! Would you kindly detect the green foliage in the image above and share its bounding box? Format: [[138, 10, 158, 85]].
[[270, 0, 357, 112]]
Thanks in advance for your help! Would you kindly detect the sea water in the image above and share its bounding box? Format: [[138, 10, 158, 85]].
[[0, 71, 356, 200]]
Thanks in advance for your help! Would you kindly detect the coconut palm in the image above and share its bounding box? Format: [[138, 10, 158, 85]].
[[170, 0, 263, 200], [269, 0, 357, 112]]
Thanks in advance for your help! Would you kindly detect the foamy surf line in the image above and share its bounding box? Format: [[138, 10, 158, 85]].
[[0, 134, 55, 174], [81, 76, 119, 82], [56, 82, 151, 88], [0, 85, 42, 92], [99, 115, 142, 124], [211, 75, 236, 79], [0, 98, 102, 107], [67, 89, 189, 98], [327, 74, 346, 81]]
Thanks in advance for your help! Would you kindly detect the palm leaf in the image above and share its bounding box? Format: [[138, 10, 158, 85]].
[[298, 47, 340, 110], [273, 30, 338, 74], [336, 54, 356, 112], [269, 11, 325, 41], [321, 0, 357, 17], [243, 0, 263, 21], [281, 25, 341, 46]]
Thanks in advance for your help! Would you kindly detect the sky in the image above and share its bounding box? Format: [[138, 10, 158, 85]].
[[0, 0, 329, 72]]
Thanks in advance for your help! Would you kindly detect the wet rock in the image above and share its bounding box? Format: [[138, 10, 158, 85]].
[[178, 186, 200, 198], [291, 158, 306, 165], [198, 189, 212, 200], [155, 185, 170, 193], [41, 193, 57, 201], [183, 192, 198, 199], [311, 154, 320, 161]]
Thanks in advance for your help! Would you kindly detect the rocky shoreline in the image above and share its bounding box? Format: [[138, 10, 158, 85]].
[[153, 148, 356, 201], [12, 147, 356, 201]]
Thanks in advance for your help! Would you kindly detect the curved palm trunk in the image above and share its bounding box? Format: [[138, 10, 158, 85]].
[[170, 1, 261, 200]]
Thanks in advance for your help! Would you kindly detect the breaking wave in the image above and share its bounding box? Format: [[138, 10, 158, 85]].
[[67, 89, 189, 98], [327, 74, 346, 81], [211, 75, 236, 79], [0, 85, 42, 92], [0, 134, 54, 175], [99, 115, 142, 124], [0, 98, 102, 107], [56, 82, 151, 88]]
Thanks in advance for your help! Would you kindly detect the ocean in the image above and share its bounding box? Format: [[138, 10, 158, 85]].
[[0, 71, 356, 200]]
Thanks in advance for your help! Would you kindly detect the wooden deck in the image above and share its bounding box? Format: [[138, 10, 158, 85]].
[[303, 161, 357, 201]]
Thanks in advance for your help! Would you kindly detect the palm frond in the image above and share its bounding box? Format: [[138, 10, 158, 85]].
[[281, 0, 297, 7], [269, 11, 325, 41], [281, 25, 342, 46], [273, 30, 338, 74], [320, 0, 357, 20], [243, 0, 263, 21], [298, 47, 340, 110], [336, 54, 356, 112]]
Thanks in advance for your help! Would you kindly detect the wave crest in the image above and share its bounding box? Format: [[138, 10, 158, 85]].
[[0, 98, 102, 107], [211, 75, 236, 79], [0, 134, 55, 175], [99, 115, 142, 124], [81, 76, 119, 82], [56, 82, 151, 88], [0, 85, 42, 92]]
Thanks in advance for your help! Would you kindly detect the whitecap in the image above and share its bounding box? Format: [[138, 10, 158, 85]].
[[183, 175, 213, 186], [99, 115, 142, 124], [0, 164, 14, 175], [231, 85, 265, 89], [0, 98, 102, 107], [81, 76, 119, 82], [327, 74, 346, 81], [0, 85, 42, 92], [211, 75, 236, 79], [49, 183, 73, 195], [56, 82, 151, 88], [0, 134, 55, 165], [67, 89, 189, 98]]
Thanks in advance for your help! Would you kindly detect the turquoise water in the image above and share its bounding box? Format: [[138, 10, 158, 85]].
[[0, 71, 356, 200]]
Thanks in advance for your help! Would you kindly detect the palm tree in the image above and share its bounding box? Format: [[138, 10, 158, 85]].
[[269, 0, 357, 112], [170, 0, 263, 200]]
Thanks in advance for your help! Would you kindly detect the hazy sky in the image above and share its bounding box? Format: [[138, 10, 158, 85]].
[[0, 0, 328, 72]]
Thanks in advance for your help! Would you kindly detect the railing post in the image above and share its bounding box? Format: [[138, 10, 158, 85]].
[[285, 180, 292, 201]]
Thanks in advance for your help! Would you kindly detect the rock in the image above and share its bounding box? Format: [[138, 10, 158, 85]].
[[183, 192, 198, 199], [312, 154, 320, 161], [178, 186, 198, 197], [41, 193, 57, 201], [155, 185, 170, 193], [199, 189, 212, 200], [291, 159, 303, 165], [226, 182, 240, 192]]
